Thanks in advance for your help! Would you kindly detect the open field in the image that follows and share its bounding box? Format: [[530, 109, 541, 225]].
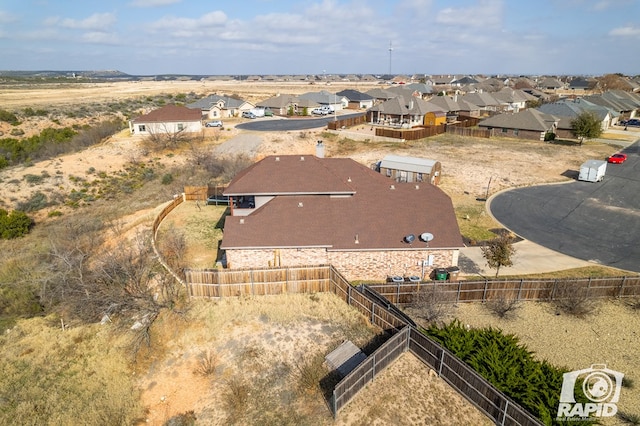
[[1, 80, 639, 425]]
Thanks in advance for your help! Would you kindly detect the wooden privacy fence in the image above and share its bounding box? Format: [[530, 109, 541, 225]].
[[328, 280, 542, 425], [375, 124, 445, 140], [185, 265, 332, 298], [327, 114, 367, 130], [368, 276, 640, 305], [446, 125, 491, 138], [151, 194, 186, 285]]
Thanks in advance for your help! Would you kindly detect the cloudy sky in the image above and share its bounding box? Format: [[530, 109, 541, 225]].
[[1, 0, 639, 76]]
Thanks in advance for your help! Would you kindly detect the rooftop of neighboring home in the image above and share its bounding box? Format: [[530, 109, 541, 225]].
[[221, 155, 462, 251], [479, 108, 559, 131], [186, 94, 249, 110], [131, 104, 202, 123]]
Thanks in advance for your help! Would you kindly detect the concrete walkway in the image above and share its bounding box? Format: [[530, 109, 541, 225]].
[[459, 240, 596, 278]]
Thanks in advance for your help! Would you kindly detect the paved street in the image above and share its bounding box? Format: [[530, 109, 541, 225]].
[[487, 140, 640, 273]]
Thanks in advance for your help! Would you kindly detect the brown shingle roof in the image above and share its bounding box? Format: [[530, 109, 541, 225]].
[[221, 156, 463, 251], [132, 104, 202, 123]]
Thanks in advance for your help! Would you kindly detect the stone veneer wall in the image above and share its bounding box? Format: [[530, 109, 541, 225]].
[[225, 247, 458, 281]]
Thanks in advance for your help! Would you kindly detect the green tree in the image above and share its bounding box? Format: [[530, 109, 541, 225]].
[[0, 209, 34, 239], [570, 111, 602, 145], [481, 233, 516, 277]]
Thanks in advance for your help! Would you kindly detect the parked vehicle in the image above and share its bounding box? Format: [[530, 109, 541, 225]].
[[249, 108, 265, 118], [312, 106, 333, 115], [578, 160, 607, 182], [242, 111, 256, 119], [205, 120, 223, 127], [607, 153, 627, 164], [625, 118, 640, 127]]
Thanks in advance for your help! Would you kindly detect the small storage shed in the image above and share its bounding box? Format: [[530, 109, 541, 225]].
[[424, 111, 447, 126], [578, 160, 606, 182], [378, 154, 442, 185]]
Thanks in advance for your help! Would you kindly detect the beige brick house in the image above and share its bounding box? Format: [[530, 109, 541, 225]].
[[220, 152, 463, 281]]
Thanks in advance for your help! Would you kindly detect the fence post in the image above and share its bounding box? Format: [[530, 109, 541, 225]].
[[501, 400, 509, 426], [438, 348, 445, 376], [250, 270, 254, 296], [348, 285, 352, 306], [332, 389, 337, 418], [371, 303, 375, 325], [517, 279, 523, 301], [483, 280, 489, 302], [618, 276, 626, 298], [396, 281, 400, 304], [457, 281, 462, 303], [550, 279, 558, 301]]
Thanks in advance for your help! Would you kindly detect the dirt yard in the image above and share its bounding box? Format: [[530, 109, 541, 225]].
[[2, 80, 639, 425]]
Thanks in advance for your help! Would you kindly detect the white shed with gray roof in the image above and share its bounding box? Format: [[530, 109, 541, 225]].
[[378, 154, 442, 185]]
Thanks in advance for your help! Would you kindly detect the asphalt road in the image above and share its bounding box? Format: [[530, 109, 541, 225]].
[[490, 141, 640, 273], [236, 112, 365, 131]]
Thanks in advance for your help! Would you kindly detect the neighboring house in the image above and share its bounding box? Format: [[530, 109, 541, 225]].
[[537, 98, 614, 137], [298, 90, 347, 111], [478, 109, 559, 141], [568, 77, 594, 92], [377, 154, 442, 186], [336, 89, 375, 109], [366, 88, 400, 103], [366, 96, 444, 127], [129, 104, 202, 135], [367, 96, 410, 126], [256, 94, 301, 115], [582, 90, 640, 121], [538, 77, 566, 91], [187, 94, 254, 119], [491, 88, 538, 113], [459, 92, 502, 114], [220, 152, 463, 281], [404, 82, 435, 97]]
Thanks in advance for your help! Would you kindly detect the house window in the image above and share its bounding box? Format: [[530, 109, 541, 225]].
[[138, 125, 146, 132], [386, 169, 392, 177], [417, 173, 424, 182], [514, 129, 519, 136], [501, 128, 508, 133], [177, 123, 184, 131]]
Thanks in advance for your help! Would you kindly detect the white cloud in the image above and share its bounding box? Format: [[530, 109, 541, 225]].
[[129, 0, 181, 7], [609, 25, 640, 37], [0, 10, 18, 24], [436, 0, 503, 28], [58, 13, 117, 31], [81, 31, 120, 44], [147, 11, 227, 33]]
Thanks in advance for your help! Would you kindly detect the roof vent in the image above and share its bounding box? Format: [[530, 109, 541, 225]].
[[298, 202, 303, 207], [355, 234, 359, 244], [300, 156, 305, 161], [390, 185, 395, 190], [275, 156, 280, 161], [347, 177, 352, 182], [239, 218, 245, 224], [404, 234, 415, 244], [415, 184, 420, 189]]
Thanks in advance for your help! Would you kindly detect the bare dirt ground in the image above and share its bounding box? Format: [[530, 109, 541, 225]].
[[2, 81, 639, 425]]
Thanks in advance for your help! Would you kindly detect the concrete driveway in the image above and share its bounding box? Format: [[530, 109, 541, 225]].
[[487, 140, 640, 273]]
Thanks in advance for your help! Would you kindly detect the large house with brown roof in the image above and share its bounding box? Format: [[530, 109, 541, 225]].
[[129, 104, 202, 135], [220, 150, 463, 281]]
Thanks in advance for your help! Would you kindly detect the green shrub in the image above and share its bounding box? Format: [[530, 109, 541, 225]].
[[0, 109, 19, 125], [15, 191, 48, 212], [425, 320, 594, 425], [0, 209, 34, 238], [161, 173, 174, 185]]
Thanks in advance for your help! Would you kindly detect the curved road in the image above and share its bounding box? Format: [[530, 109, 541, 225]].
[[236, 112, 365, 131], [490, 141, 640, 272]]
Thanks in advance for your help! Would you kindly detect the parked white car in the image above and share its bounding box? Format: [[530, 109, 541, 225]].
[[312, 106, 334, 115]]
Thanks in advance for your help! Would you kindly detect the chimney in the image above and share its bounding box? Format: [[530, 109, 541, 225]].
[[316, 140, 325, 158]]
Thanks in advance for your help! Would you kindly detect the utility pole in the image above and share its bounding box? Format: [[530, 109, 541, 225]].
[[388, 41, 393, 75]]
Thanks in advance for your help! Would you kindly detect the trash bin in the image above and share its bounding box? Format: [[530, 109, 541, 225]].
[[434, 268, 448, 281], [447, 266, 460, 281]]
